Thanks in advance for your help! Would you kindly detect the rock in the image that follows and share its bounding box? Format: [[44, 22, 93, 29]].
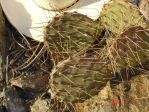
[[0, 106, 7, 112], [4, 86, 28, 112], [10, 72, 49, 97], [31, 98, 51, 112], [129, 0, 140, 5]]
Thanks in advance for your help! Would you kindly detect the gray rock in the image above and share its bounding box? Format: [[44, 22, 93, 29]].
[[5, 86, 28, 112], [31, 98, 51, 112]]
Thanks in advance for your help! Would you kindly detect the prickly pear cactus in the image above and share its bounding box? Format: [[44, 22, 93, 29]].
[[44, 12, 104, 64], [99, 0, 146, 34], [50, 26, 149, 103]]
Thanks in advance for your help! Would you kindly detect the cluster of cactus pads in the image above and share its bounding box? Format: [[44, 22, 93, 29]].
[[42, 0, 149, 103], [49, 25, 149, 102], [8, 0, 149, 104]]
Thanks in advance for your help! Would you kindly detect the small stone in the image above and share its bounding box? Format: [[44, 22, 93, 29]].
[[31, 98, 51, 112]]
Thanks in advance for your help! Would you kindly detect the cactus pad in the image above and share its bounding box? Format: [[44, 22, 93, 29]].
[[44, 12, 104, 64], [99, 0, 146, 34]]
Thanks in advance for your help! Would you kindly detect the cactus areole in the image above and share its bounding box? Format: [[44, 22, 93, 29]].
[[0, 0, 110, 42]]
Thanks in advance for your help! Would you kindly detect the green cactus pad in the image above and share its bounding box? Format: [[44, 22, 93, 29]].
[[44, 12, 104, 64], [99, 0, 146, 34], [50, 26, 149, 103]]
